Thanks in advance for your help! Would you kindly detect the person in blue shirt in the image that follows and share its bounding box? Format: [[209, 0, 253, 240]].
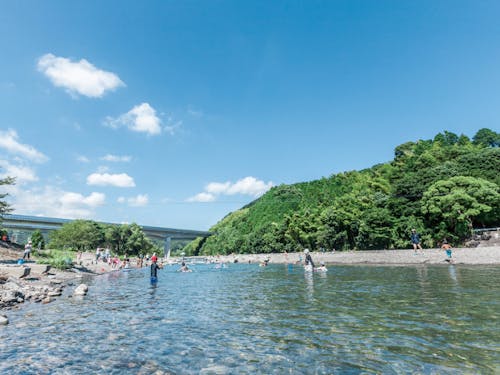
[[411, 229, 423, 254]]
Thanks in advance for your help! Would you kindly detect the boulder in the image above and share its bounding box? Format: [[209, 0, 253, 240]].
[[0, 315, 8, 325], [73, 283, 88, 296], [1, 286, 24, 302]]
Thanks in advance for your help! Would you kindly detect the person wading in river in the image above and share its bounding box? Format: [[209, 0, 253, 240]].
[[150, 257, 162, 282]]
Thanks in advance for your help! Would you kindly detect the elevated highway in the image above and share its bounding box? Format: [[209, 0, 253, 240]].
[[1, 214, 211, 254]]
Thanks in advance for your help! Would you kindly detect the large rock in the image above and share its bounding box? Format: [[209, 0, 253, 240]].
[[1, 289, 24, 303], [73, 283, 88, 296]]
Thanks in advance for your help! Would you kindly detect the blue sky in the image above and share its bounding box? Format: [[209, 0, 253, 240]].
[[1, 1, 499, 230]]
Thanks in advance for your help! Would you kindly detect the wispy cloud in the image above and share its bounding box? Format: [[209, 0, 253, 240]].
[[117, 194, 149, 207], [86, 172, 135, 187], [0, 160, 38, 183], [0, 129, 48, 163], [105, 103, 161, 136], [186, 192, 216, 203], [187, 176, 273, 202], [100, 154, 132, 162], [77, 155, 90, 163], [37, 53, 124, 98]]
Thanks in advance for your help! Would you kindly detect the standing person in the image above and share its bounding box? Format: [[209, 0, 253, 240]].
[[304, 248, 315, 269], [150, 257, 162, 282], [410, 229, 423, 254], [23, 240, 32, 260], [442, 239, 453, 263]]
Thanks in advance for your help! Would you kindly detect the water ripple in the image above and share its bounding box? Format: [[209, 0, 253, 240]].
[[0, 264, 499, 374]]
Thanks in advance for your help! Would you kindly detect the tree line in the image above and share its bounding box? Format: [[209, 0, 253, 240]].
[[185, 128, 500, 255]]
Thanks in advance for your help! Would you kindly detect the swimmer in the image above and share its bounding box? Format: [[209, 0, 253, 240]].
[[178, 262, 192, 272], [315, 261, 328, 272]]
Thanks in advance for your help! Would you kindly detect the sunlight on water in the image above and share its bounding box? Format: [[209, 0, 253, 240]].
[[1, 264, 499, 374]]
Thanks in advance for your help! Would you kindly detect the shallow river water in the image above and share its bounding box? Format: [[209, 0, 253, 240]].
[[1, 264, 499, 374]]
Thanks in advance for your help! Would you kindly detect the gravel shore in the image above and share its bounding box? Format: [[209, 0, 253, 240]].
[[213, 246, 500, 266]]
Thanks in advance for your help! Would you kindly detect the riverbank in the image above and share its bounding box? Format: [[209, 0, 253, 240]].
[[213, 246, 500, 266], [0, 249, 115, 313]]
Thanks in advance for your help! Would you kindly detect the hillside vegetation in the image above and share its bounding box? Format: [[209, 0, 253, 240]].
[[186, 129, 500, 255]]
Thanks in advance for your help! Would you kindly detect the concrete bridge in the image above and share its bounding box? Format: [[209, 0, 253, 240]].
[[1, 214, 211, 255]]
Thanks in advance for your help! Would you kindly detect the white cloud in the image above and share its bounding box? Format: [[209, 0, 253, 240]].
[[226, 177, 274, 197], [186, 192, 216, 203], [7, 186, 105, 219], [188, 176, 273, 202], [101, 154, 132, 162], [105, 103, 161, 135], [0, 160, 38, 183], [206, 182, 231, 194], [60, 192, 105, 207], [86, 172, 135, 187], [37, 53, 124, 98], [0, 129, 48, 163], [117, 194, 149, 206]]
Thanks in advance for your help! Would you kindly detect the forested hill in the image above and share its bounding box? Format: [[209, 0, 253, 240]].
[[185, 128, 500, 255]]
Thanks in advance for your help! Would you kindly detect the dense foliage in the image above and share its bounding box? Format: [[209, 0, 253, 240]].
[[48, 220, 161, 256], [185, 129, 500, 255], [30, 229, 45, 250]]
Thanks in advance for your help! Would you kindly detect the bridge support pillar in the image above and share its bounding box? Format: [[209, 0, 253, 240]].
[[164, 237, 172, 259]]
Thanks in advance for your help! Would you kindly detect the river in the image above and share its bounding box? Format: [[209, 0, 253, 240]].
[[1, 264, 499, 374]]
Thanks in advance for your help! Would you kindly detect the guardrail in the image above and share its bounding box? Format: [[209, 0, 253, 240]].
[[473, 227, 500, 233]]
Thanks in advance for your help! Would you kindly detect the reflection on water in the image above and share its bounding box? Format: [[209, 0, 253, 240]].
[[1, 264, 499, 374]]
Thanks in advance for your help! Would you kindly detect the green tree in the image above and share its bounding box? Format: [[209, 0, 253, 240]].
[[105, 224, 130, 255], [473, 128, 500, 148], [0, 175, 15, 218], [124, 223, 155, 256], [30, 229, 45, 250], [421, 176, 500, 240], [49, 220, 105, 251]]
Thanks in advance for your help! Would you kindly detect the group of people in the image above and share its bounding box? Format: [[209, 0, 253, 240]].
[[411, 229, 453, 262], [150, 256, 192, 282]]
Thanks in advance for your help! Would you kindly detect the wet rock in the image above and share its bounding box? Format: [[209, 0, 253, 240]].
[[42, 296, 53, 304], [2, 289, 24, 303], [73, 283, 88, 296], [0, 315, 8, 325], [47, 290, 62, 297]]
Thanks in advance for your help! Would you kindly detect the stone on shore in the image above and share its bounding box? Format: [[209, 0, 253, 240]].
[[42, 296, 53, 304], [73, 283, 88, 296], [0, 315, 8, 325]]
